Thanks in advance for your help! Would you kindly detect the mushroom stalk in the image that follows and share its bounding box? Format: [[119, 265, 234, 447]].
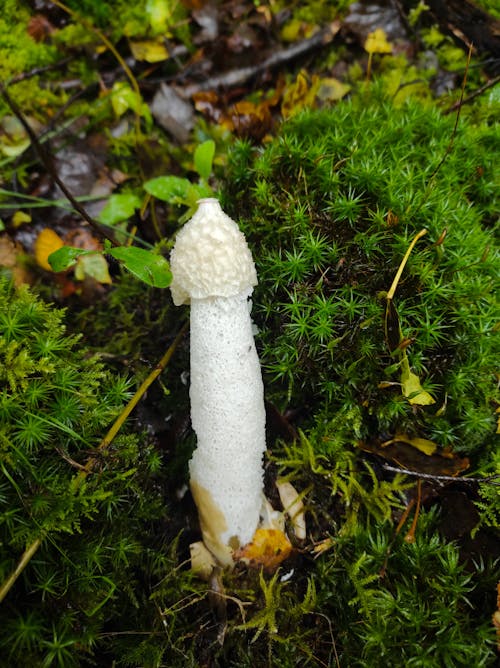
[[170, 198, 266, 566]]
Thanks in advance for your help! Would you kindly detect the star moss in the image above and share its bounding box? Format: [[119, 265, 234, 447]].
[[223, 87, 498, 459]]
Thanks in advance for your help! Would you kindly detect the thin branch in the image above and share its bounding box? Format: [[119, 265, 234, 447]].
[[445, 74, 500, 113], [183, 22, 341, 96], [0, 538, 42, 603], [8, 58, 73, 85], [427, 43, 473, 182], [382, 463, 500, 486]]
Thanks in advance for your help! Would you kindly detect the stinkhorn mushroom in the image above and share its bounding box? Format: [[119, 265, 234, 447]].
[[169, 198, 267, 566]]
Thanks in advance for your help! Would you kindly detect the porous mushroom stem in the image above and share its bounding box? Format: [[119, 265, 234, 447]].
[[169, 198, 265, 567], [189, 292, 266, 565]]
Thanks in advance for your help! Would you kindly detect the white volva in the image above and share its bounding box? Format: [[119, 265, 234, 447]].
[[169, 198, 266, 566]]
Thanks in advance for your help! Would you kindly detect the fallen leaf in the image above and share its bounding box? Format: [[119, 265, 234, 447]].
[[220, 100, 273, 140], [281, 19, 315, 43], [0, 235, 32, 286], [317, 77, 351, 102], [129, 39, 169, 63], [281, 70, 320, 119], [382, 433, 438, 456], [358, 440, 469, 477], [27, 14, 54, 42], [151, 83, 195, 143], [12, 211, 32, 227], [190, 540, 217, 580], [276, 480, 306, 540], [34, 228, 64, 271], [235, 528, 292, 572], [0, 116, 31, 158]]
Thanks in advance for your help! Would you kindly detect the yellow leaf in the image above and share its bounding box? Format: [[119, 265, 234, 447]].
[[34, 229, 64, 271], [281, 70, 320, 119], [235, 528, 292, 571], [12, 211, 31, 227], [364, 28, 392, 54], [400, 354, 435, 405], [317, 77, 351, 102], [383, 433, 438, 456], [129, 39, 169, 63], [280, 19, 315, 42]]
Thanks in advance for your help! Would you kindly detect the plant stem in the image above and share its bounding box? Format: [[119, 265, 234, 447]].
[[0, 537, 42, 603]]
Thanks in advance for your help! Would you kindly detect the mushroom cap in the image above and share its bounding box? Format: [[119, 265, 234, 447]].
[[169, 198, 257, 305]]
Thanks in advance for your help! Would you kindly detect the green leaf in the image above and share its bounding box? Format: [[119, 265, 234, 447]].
[[109, 246, 172, 288], [98, 193, 141, 226], [146, 0, 169, 34], [48, 246, 90, 272], [144, 175, 191, 204], [111, 82, 144, 117], [194, 140, 215, 181]]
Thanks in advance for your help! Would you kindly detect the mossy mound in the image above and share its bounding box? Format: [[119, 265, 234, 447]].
[[0, 279, 176, 666], [223, 90, 499, 459]]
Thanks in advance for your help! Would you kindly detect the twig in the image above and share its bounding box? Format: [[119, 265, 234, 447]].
[[8, 58, 73, 85], [382, 463, 500, 485], [78, 320, 188, 478], [0, 323, 187, 604], [427, 43, 472, 182], [0, 538, 42, 604], [444, 74, 500, 113], [182, 22, 341, 96], [404, 479, 421, 542]]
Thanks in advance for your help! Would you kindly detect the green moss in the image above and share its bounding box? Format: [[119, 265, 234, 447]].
[[0, 278, 176, 666], [223, 87, 498, 458], [0, 2, 61, 118]]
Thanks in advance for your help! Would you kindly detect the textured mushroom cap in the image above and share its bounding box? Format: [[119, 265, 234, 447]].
[[169, 198, 257, 305]]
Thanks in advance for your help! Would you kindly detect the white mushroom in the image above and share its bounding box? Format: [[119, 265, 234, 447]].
[[170, 198, 266, 566]]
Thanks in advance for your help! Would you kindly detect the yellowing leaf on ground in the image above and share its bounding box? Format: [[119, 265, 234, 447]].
[[281, 70, 320, 119], [364, 28, 392, 54], [382, 433, 438, 456], [0, 234, 32, 286], [129, 39, 169, 63], [235, 528, 292, 572], [34, 228, 64, 271], [317, 77, 351, 102], [12, 211, 31, 227], [280, 19, 315, 43]]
